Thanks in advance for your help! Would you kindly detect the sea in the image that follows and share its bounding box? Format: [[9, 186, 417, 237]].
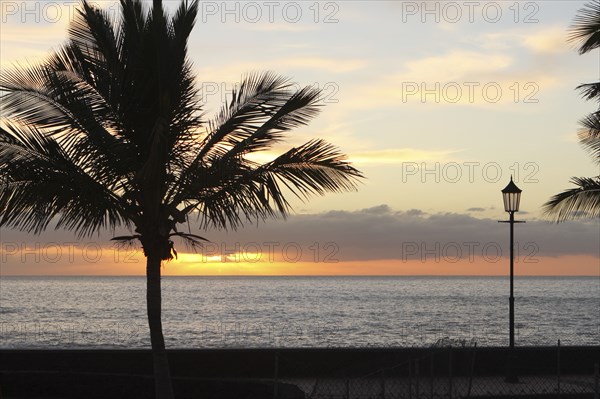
[[0, 276, 598, 349]]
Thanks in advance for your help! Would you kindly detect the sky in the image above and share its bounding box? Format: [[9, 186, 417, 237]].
[[0, 0, 599, 275]]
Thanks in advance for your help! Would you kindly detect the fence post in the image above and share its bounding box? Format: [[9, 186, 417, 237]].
[[408, 359, 412, 399], [416, 358, 420, 399], [594, 362, 599, 399], [448, 348, 453, 399], [273, 350, 279, 399], [345, 378, 350, 399], [467, 343, 477, 398], [430, 352, 434, 399], [381, 368, 386, 399], [557, 340, 561, 395]]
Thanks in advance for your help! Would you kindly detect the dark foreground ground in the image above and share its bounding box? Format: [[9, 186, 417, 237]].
[[0, 346, 598, 398]]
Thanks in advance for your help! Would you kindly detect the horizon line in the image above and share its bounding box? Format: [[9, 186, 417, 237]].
[[1, 274, 598, 277]]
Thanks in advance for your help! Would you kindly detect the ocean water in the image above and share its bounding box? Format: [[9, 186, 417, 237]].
[[0, 276, 598, 349]]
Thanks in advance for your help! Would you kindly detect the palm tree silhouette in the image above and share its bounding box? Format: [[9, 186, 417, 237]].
[[544, 0, 600, 221], [0, 1, 363, 397]]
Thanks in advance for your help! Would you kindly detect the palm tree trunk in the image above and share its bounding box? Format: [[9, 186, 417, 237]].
[[146, 254, 175, 399]]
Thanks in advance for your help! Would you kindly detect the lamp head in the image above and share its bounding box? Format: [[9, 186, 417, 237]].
[[501, 176, 522, 213]]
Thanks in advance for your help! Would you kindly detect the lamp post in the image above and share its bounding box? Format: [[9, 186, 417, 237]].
[[499, 176, 524, 383]]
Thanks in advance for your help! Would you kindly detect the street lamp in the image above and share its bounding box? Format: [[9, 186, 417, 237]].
[[499, 176, 524, 383]]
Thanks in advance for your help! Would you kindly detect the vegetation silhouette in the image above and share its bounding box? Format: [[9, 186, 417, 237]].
[[0, 0, 363, 397], [544, 0, 600, 221]]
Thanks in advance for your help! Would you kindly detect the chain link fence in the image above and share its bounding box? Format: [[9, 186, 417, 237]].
[[275, 341, 600, 399], [0, 344, 598, 398]]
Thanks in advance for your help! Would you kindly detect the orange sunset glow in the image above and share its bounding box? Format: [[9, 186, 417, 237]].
[[2, 244, 597, 276]]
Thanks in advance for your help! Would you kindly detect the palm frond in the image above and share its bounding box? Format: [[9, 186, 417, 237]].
[[111, 234, 141, 249], [174, 139, 362, 230], [70, 1, 119, 64], [543, 176, 600, 221], [568, 0, 600, 54], [576, 82, 600, 102], [169, 232, 209, 252], [0, 122, 133, 236], [1, 62, 137, 190], [1, 63, 98, 133], [67, 1, 124, 108], [197, 71, 295, 161], [184, 157, 276, 230], [167, 72, 301, 204], [171, 0, 199, 52], [579, 111, 600, 164], [223, 84, 322, 159], [261, 139, 363, 199]]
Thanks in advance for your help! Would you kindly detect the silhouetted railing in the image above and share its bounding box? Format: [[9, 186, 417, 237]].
[[275, 341, 600, 399], [0, 344, 598, 398]]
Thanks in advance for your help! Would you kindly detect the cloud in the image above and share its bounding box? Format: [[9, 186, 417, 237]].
[[244, 24, 318, 33], [522, 28, 570, 54], [479, 27, 570, 55], [277, 57, 367, 73], [1, 206, 598, 274], [399, 51, 513, 82], [0, 24, 68, 66], [195, 56, 367, 83], [342, 48, 559, 109], [180, 206, 600, 263], [2, 206, 598, 262], [348, 148, 463, 165]]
